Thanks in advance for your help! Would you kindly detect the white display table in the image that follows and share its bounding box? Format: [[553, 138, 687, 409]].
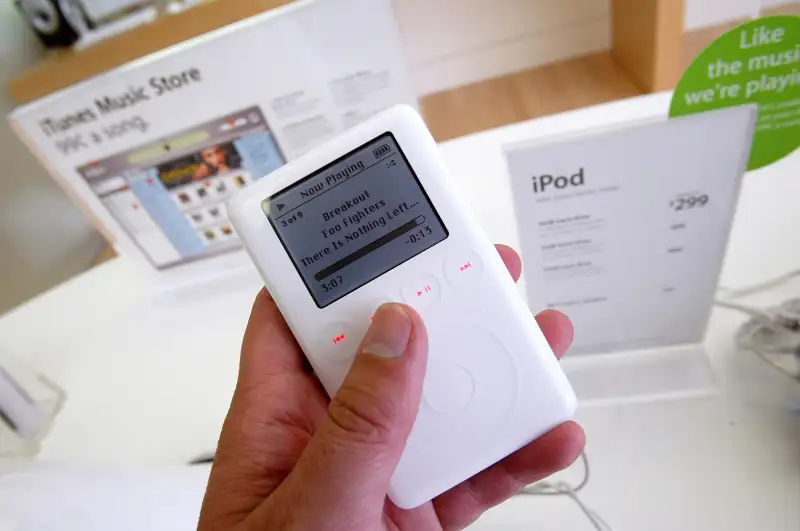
[[1, 93, 798, 530]]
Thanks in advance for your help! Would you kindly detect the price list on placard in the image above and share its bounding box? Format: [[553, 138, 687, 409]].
[[505, 107, 756, 355]]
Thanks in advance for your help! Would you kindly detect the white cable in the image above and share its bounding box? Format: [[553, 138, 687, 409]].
[[522, 451, 590, 495], [713, 299, 772, 321], [718, 267, 800, 299], [752, 347, 799, 381], [517, 269, 800, 530], [537, 482, 610, 531], [516, 274, 800, 530], [518, 452, 615, 531], [713, 298, 800, 381]]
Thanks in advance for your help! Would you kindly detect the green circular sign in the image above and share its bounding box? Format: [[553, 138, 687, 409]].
[[670, 15, 800, 170]]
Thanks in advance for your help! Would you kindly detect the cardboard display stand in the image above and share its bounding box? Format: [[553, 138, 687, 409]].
[[9, 0, 417, 297]]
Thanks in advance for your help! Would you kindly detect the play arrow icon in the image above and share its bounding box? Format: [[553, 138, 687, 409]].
[[276, 203, 285, 211]]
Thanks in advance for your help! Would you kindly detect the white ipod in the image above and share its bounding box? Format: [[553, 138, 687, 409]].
[[227, 105, 576, 509]]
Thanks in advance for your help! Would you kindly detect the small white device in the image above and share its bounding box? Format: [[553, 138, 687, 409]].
[[0, 366, 45, 441], [228, 105, 576, 509]]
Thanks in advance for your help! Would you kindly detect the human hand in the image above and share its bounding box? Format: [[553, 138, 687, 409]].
[[198, 245, 585, 530]]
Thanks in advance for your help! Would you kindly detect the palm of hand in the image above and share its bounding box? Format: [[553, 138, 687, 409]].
[[203, 305, 449, 530], [200, 246, 584, 531]]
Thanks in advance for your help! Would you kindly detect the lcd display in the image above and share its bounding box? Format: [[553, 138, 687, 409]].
[[264, 133, 448, 307]]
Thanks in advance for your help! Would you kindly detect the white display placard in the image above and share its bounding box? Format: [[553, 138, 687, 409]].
[[505, 107, 756, 356], [9, 0, 416, 286]]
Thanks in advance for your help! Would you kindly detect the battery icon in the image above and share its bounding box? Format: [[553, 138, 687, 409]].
[[373, 144, 391, 158]]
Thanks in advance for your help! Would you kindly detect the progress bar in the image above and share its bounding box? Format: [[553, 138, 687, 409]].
[[314, 215, 425, 281]]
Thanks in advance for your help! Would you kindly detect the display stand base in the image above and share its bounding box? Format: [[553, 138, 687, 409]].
[[0, 352, 66, 459], [562, 343, 717, 407], [148, 262, 263, 311], [116, 245, 264, 311]]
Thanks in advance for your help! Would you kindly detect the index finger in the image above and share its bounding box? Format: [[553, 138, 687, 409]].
[[536, 309, 573, 359], [495, 244, 522, 282]]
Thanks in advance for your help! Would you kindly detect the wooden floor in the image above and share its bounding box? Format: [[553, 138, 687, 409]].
[[420, 52, 642, 142]]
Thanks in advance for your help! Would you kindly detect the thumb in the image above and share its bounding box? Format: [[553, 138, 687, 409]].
[[260, 303, 427, 525]]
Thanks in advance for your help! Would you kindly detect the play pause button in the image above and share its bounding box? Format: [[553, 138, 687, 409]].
[[276, 203, 285, 211], [402, 275, 440, 311]]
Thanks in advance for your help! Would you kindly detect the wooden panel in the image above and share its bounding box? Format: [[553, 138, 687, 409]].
[[8, 0, 292, 105], [610, 0, 684, 93], [91, 244, 119, 266], [420, 51, 641, 142]]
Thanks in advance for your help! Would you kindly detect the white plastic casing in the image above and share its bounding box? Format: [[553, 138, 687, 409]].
[[227, 105, 576, 509]]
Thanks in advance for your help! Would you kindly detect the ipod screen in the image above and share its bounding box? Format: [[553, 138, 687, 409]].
[[264, 133, 448, 307]]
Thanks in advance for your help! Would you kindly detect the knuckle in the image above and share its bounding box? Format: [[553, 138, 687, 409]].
[[327, 384, 398, 445]]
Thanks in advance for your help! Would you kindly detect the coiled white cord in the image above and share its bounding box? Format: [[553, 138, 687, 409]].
[[713, 297, 800, 381], [714, 266, 800, 381], [519, 452, 615, 531]]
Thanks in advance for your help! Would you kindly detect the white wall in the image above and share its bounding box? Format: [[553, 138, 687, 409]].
[[685, 0, 759, 30], [684, 0, 798, 30], [393, 0, 611, 95], [0, 8, 103, 315]]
